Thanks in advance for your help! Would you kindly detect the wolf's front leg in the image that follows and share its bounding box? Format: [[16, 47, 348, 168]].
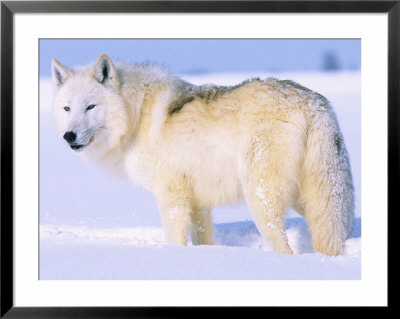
[[153, 177, 195, 245], [190, 210, 216, 245]]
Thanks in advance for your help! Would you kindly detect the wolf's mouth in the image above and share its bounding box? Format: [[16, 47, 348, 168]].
[[70, 136, 94, 151], [70, 144, 84, 150]]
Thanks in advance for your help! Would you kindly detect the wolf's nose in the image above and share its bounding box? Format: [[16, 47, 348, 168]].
[[63, 131, 76, 143]]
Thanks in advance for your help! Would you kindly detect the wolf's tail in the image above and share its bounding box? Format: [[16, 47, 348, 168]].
[[299, 98, 354, 255]]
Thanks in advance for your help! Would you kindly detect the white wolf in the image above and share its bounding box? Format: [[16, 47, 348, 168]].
[[52, 54, 354, 255]]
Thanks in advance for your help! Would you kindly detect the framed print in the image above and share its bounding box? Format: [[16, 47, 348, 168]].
[[1, 0, 395, 317]]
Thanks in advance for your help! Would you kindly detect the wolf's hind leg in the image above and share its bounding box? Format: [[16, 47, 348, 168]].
[[191, 210, 216, 245], [244, 178, 294, 254], [242, 124, 305, 254]]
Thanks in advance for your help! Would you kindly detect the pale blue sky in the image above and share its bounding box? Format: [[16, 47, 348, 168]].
[[40, 39, 360, 76]]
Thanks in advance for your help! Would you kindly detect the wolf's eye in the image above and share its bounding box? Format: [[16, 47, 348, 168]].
[[86, 104, 96, 111], [64, 106, 70, 112]]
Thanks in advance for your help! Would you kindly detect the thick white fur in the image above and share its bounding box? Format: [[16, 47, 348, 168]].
[[52, 54, 354, 255]]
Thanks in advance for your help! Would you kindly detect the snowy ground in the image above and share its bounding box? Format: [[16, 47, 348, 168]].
[[39, 71, 361, 280]]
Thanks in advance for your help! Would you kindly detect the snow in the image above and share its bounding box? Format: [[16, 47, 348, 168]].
[[39, 71, 361, 280]]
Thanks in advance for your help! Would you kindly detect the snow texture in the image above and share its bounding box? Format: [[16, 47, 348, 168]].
[[40, 71, 361, 280]]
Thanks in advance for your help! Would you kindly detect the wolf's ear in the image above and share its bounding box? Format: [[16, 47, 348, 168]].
[[51, 59, 72, 87], [92, 54, 119, 88]]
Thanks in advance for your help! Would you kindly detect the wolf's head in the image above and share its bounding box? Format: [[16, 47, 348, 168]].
[[52, 54, 128, 156]]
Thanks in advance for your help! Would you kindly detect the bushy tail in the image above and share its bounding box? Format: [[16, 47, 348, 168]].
[[300, 104, 354, 255]]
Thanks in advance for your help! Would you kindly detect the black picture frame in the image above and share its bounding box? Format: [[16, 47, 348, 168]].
[[1, 0, 395, 317]]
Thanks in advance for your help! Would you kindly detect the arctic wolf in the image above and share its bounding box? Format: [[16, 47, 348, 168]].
[[52, 54, 354, 255]]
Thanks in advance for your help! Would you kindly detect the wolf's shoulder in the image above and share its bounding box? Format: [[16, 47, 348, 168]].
[[167, 77, 266, 115]]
